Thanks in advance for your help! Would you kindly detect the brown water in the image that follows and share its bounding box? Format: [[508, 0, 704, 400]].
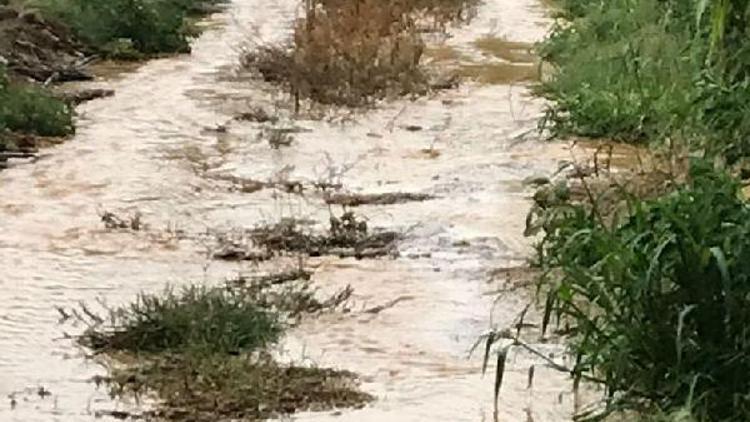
[[0, 0, 581, 421]]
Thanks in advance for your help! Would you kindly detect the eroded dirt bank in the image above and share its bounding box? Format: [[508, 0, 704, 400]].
[[0, 0, 577, 421]]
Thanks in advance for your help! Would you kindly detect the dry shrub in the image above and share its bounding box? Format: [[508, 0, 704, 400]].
[[243, 0, 476, 107]]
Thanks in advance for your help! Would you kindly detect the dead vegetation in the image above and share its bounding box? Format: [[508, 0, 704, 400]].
[[233, 105, 278, 123], [100, 354, 372, 422], [524, 143, 689, 237], [228, 269, 353, 317], [99, 209, 144, 230], [0, 5, 92, 83], [242, 0, 478, 107], [214, 212, 400, 261], [324, 191, 434, 206]]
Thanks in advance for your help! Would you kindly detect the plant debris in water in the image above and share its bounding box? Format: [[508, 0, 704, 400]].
[[104, 353, 371, 422], [241, 0, 478, 107], [228, 269, 353, 318], [324, 191, 435, 206], [214, 212, 400, 261], [74, 278, 370, 420], [100, 209, 144, 231]]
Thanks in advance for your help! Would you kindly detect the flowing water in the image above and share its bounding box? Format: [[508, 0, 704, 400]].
[[0, 0, 582, 420]]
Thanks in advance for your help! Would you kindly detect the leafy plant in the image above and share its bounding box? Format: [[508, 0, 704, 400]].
[[534, 160, 750, 421], [0, 65, 73, 139]]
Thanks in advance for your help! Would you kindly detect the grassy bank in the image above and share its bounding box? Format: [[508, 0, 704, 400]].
[[514, 0, 750, 420], [0, 0, 224, 152], [532, 161, 750, 421], [75, 276, 370, 420], [24, 0, 225, 59], [539, 0, 750, 163]]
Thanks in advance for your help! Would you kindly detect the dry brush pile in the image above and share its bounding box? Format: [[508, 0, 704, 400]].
[[242, 0, 477, 107]]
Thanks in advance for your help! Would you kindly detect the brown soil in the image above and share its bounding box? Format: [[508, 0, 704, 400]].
[[0, 131, 65, 167], [0, 4, 91, 82]]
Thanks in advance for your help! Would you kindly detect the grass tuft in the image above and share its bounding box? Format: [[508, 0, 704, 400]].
[[74, 275, 369, 420], [80, 286, 282, 356], [242, 0, 477, 107]]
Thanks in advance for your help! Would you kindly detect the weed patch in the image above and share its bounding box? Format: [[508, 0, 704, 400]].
[[214, 212, 400, 261], [80, 286, 282, 356], [538, 0, 750, 161], [75, 278, 370, 420], [242, 0, 477, 107], [0, 65, 73, 145], [523, 161, 750, 420]]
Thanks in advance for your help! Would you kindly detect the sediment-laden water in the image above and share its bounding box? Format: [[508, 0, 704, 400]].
[[0, 0, 579, 420]]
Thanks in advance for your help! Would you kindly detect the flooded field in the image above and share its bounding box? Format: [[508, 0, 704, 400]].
[[0, 0, 580, 420]]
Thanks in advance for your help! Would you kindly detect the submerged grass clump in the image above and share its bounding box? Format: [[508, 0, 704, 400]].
[[213, 212, 400, 261], [107, 354, 371, 421], [76, 278, 370, 420], [526, 160, 750, 420], [80, 286, 282, 355], [244, 0, 426, 107]]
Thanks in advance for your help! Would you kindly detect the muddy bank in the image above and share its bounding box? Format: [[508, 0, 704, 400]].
[[0, 4, 91, 83]]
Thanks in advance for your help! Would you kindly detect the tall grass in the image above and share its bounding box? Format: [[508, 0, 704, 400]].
[[539, 0, 750, 162], [534, 161, 750, 420]]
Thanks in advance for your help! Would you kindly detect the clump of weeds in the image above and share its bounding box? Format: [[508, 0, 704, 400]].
[[483, 159, 750, 421], [71, 278, 371, 420], [99, 209, 144, 231], [242, 0, 478, 107], [0, 65, 73, 143], [324, 191, 435, 207], [537, 0, 750, 164]]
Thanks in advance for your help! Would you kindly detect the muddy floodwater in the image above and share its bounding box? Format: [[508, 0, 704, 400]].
[[0, 0, 581, 421]]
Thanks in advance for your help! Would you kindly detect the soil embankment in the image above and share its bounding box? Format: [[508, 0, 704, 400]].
[[0, 3, 90, 82]]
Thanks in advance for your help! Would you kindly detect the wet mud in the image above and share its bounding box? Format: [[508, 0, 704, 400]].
[[0, 0, 582, 421], [0, 4, 91, 83]]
